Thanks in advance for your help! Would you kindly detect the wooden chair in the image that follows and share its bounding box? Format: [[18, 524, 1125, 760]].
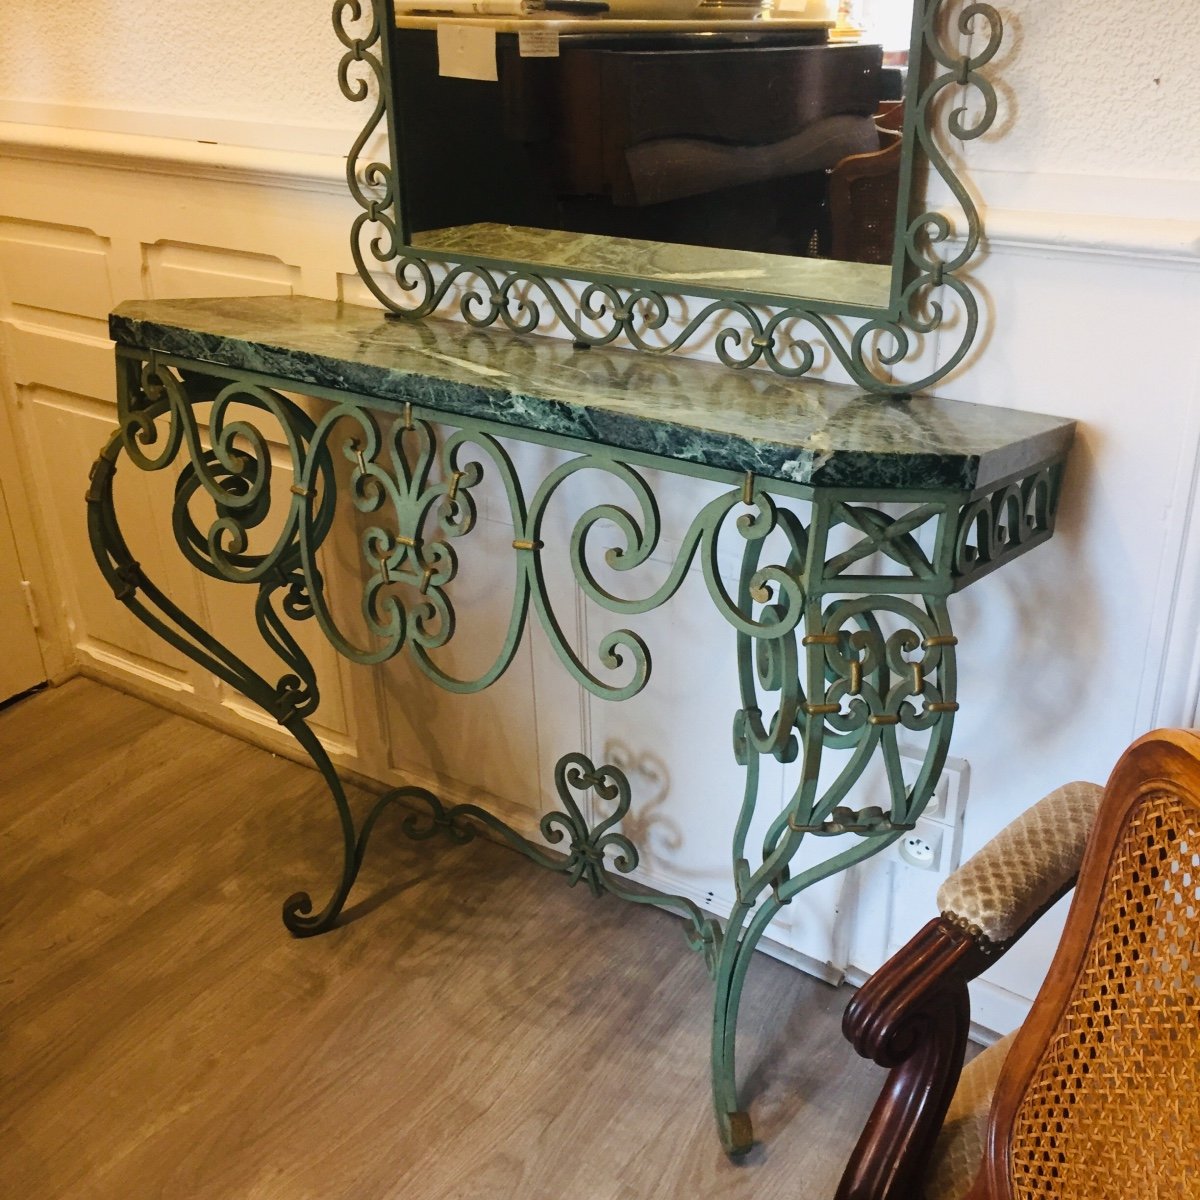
[[826, 102, 905, 265], [836, 729, 1200, 1199]]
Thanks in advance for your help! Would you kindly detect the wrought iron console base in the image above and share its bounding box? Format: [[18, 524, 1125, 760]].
[[91, 295, 1074, 1156]]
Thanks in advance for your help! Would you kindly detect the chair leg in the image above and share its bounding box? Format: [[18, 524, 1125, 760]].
[[836, 919, 989, 1200]]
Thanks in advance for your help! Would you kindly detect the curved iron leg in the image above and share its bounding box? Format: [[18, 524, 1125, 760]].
[[710, 897, 769, 1155], [87, 430, 372, 936], [709, 835, 906, 1154], [707, 492, 960, 1155]]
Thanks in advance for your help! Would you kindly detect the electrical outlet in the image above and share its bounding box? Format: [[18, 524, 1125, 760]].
[[898, 831, 938, 869], [898, 745, 969, 828], [896, 821, 944, 871]]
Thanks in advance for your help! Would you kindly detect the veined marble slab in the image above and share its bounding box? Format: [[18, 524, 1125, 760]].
[[109, 295, 1074, 494], [411, 224, 893, 310], [392, 13, 833, 33]]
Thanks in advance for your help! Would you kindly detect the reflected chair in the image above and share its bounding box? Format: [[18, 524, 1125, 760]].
[[836, 728, 1200, 1199], [827, 102, 905, 265]]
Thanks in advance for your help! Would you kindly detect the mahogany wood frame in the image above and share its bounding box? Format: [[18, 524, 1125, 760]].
[[836, 917, 993, 1199]]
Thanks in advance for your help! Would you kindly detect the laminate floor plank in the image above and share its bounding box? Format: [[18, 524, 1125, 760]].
[[1, 678, 881, 1200]]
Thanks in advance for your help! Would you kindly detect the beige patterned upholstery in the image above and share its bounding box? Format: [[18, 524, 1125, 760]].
[[924, 1032, 1017, 1200], [937, 782, 1104, 945]]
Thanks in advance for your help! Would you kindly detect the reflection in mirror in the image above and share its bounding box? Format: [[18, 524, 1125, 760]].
[[393, 1, 916, 305]]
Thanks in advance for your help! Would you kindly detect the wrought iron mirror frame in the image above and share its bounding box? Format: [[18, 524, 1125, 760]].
[[335, 0, 1002, 395]]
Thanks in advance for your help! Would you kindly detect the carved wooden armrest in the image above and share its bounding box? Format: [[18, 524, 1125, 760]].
[[836, 919, 992, 1200], [831, 134, 902, 185], [836, 781, 1103, 1200]]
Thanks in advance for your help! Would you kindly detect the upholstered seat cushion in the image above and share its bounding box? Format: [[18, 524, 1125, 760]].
[[924, 1032, 1016, 1200]]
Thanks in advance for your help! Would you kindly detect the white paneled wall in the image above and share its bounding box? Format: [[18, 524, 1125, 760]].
[[1, 1, 1198, 1036]]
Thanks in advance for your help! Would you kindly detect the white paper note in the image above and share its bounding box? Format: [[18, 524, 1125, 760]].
[[436, 23, 498, 82]]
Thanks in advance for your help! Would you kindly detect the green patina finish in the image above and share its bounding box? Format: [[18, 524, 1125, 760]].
[[92, 296, 1072, 1155], [333, 0, 1004, 392]]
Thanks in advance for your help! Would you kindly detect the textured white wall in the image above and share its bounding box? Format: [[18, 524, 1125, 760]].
[[5, 0, 1198, 214], [983, 0, 1200, 182], [6, 0, 1198, 187], [0, 1, 353, 149]]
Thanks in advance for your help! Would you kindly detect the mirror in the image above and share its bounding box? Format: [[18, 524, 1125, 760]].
[[396, 4, 911, 307], [335, 0, 1002, 392]]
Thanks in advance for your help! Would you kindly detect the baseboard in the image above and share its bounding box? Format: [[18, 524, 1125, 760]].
[[76, 640, 194, 696]]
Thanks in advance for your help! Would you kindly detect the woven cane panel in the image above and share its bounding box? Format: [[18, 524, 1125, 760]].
[[1008, 790, 1200, 1198], [843, 174, 898, 265]]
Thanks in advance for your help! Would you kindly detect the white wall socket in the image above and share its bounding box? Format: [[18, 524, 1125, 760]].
[[896, 818, 947, 872], [897, 825, 940, 873], [898, 745, 969, 829]]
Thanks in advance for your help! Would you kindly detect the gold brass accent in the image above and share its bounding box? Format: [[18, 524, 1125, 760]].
[[446, 469, 465, 504], [378, 557, 392, 584], [741, 471, 755, 506], [804, 702, 842, 716], [289, 484, 311, 498], [396, 534, 417, 548], [910, 662, 924, 694], [725, 1111, 754, 1156], [802, 633, 840, 646], [867, 714, 901, 726], [512, 538, 543, 552], [849, 659, 862, 695], [354, 449, 367, 475], [403, 402, 414, 431], [923, 635, 959, 649], [926, 701, 960, 713], [419, 565, 436, 596], [749, 583, 772, 604]]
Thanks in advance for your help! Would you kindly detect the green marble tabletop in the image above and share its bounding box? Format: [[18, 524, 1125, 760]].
[[411, 224, 892, 311], [109, 295, 1074, 494]]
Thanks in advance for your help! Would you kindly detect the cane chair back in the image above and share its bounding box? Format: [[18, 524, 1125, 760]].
[[974, 730, 1200, 1198], [827, 135, 902, 266]]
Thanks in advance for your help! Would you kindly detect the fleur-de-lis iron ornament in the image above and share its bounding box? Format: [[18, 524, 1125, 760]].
[[333, 0, 1002, 393]]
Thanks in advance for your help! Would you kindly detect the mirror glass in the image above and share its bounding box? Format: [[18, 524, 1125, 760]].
[[391, 0, 917, 309]]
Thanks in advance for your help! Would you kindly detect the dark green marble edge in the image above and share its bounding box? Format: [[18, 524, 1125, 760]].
[[108, 297, 1074, 495]]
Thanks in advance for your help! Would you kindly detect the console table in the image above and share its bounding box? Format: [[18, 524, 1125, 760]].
[[88, 293, 1075, 1154]]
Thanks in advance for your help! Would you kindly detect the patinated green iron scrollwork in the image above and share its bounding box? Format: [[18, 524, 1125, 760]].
[[87, 355, 375, 935], [953, 462, 1063, 585], [88, 349, 1065, 1157], [335, 0, 1002, 392], [709, 486, 961, 1153], [89, 354, 800, 955]]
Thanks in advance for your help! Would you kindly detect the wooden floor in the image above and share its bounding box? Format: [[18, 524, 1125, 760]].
[[1, 679, 882, 1200]]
